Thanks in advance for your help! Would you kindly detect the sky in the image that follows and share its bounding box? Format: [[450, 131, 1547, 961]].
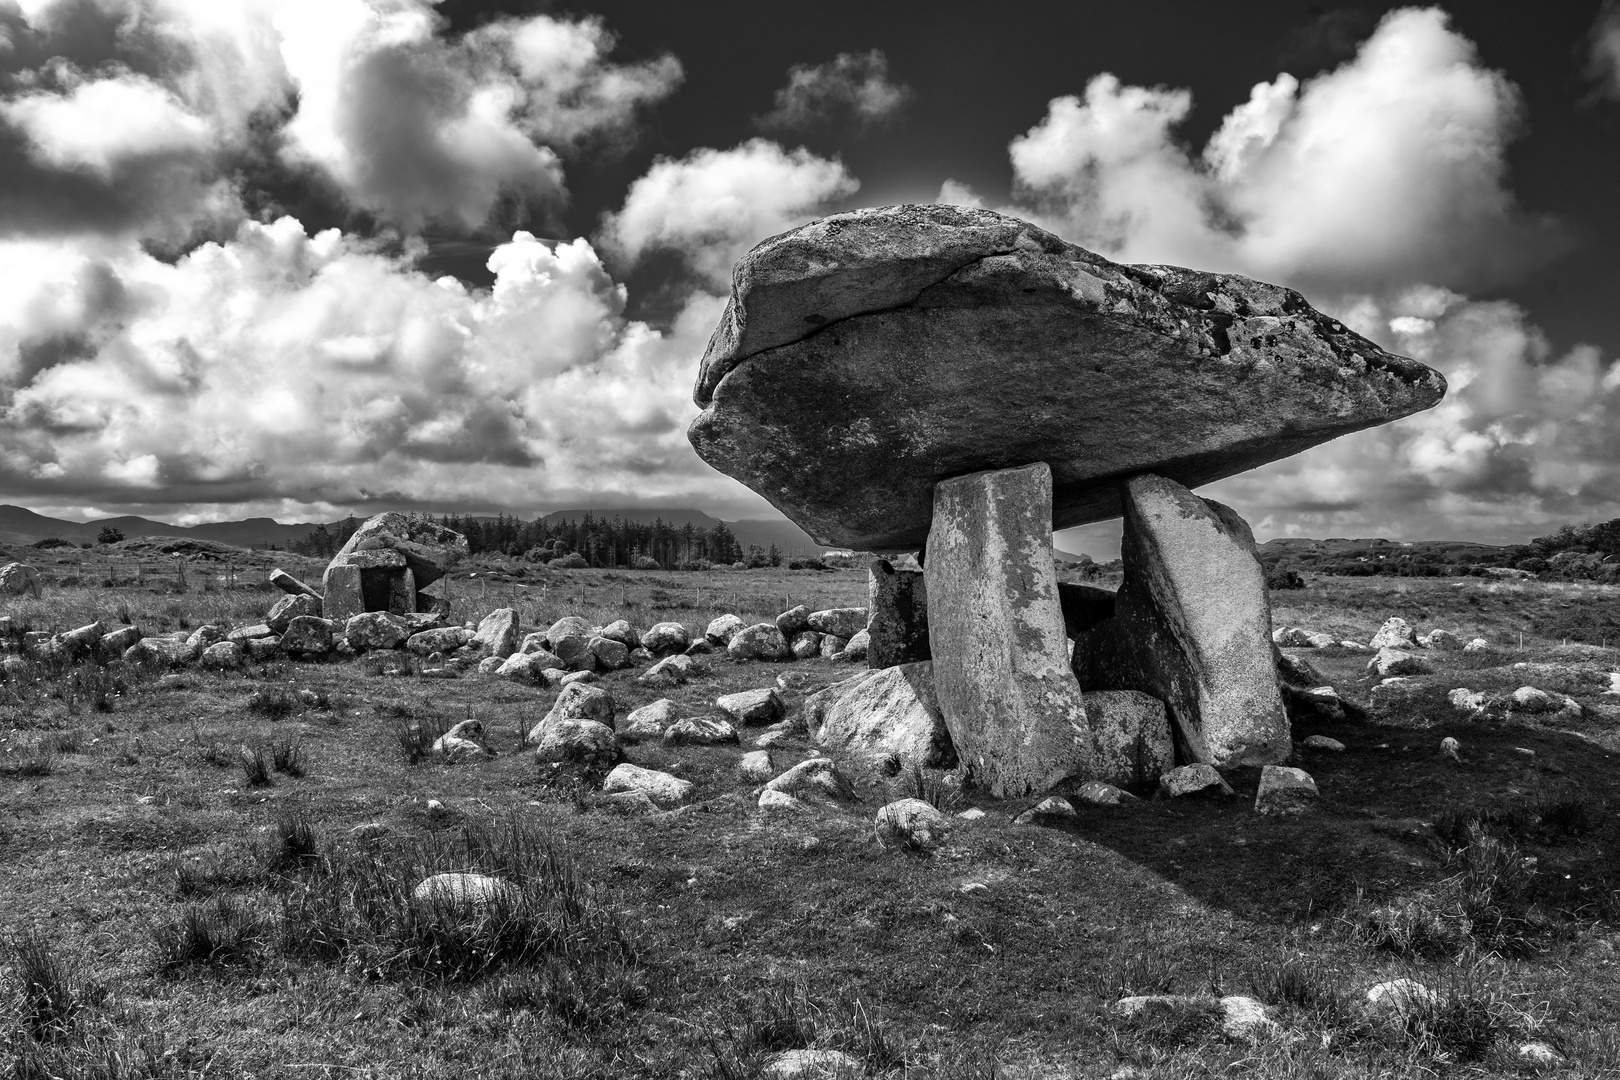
[[1, 1, 1619, 556]]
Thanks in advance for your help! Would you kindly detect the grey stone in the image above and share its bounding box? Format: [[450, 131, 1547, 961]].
[[928, 463, 1095, 798], [432, 719, 488, 760], [1254, 765, 1319, 815], [775, 605, 811, 637], [407, 627, 469, 656], [1158, 764, 1235, 798], [1369, 617, 1419, 651], [491, 652, 543, 683], [599, 620, 639, 648], [867, 559, 929, 668], [545, 616, 591, 647], [688, 204, 1446, 551], [227, 623, 276, 644], [819, 634, 847, 658], [806, 662, 954, 770], [269, 568, 321, 598], [1084, 689, 1174, 788], [473, 608, 520, 658], [1074, 474, 1290, 768], [639, 653, 704, 686], [728, 622, 791, 661], [765, 757, 856, 804], [757, 788, 811, 814], [1301, 734, 1346, 751], [346, 611, 411, 652], [837, 628, 869, 661], [412, 872, 516, 910], [200, 641, 244, 670], [320, 563, 365, 624], [662, 717, 740, 746], [874, 798, 950, 851], [738, 749, 775, 783], [559, 670, 597, 686], [0, 562, 41, 597], [716, 687, 784, 726], [623, 699, 680, 742], [640, 622, 691, 655], [806, 607, 868, 639], [1367, 648, 1434, 678], [186, 625, 227, 652], [602, 763, 692, 808], [1013, 796, 1077, 826], [790, 631, 822, 659], [97, 625, 142, 661], [705, 614, 744, 644], [245, 637, 280, 661], [1071, 780, 1137, 806], [280, 616, 333, 656], [533, 718, 620, 767], [588, 636, 631, 671], [333, 548, 407, 570]]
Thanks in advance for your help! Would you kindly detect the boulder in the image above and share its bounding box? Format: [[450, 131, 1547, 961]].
[[473, 608, 521, 659], [805, 662, 954, 769], [432, 719, 488, 760], [705, 614, 745, 645], [806, 607, 868, 639], [1071, 780, 1137, 807], [640, 622, 691, 655], [199, 641, 244, 670], [545, 616, 592, 646], [929, 463, 1095, 798], [1055, 581, 1117, 639], [411, 872, 516, 911], [716, 687, 784, 727], [758, 788, 811, 814], [1157, 764, 1235, 798], [602, 763, 693, 808], [1075, 474, 1290, 768], [1462, 637, 1492, 653], [1272, 626, 1314, 647], [837, 628, 870, 662], [639, 653, 705, 687], [874, 798, 951, 851], [320, 563, 366, 624], [407, 627, 470, 657], [662, 717, 740, 746], [226, 623, 275, 644], [530, 683, 616, 740], [764, 757, 856, 804], [1013, 796, 1077, 826], [777, 670, 832, 695], [268, 594, 321, 633], [560, 670, 596, 686], [866, 562, 929, 669], [1367, 648, 1433, 678], [728, 622, 791, 661], [532, 718, 619, 766], [775, 605, 811, 637], [687, 204, 1445, 552], [598, 619, 639, 648], [1254, 765, 1319, 815], [1300, 735, 1346, 752], [244, 637, 281, 661], [1084, 690, 1174, 788], [819, 635, 847, 658], [98, 625, 142, 662], [548, 625, 596, 672], [280, 616, 333, 656], [622, 699, 680, 743], [346, 611, 411, 652], [477, 656, 503, 675], [333, 512, 467, 589], [789, 631, 822, 659], [1304, 632, 1338, 649], [186, 625, 227, 653], [269, 568, 321, 599], [1419, 628, 1462, 650], [0, 562, 42, 597], [495, 652, 549, 683], [1369, 617, 1419, 651], [737, 749, 775, 783], [588, 635, 631, 671]]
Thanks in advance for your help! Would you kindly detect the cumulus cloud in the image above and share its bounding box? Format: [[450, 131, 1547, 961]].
[[600, 138, 859, 288], [0, 217, 737, 516], [757, 49, 910, 131], [1000, 7, 1551, 298], [0, 0, 682, 237], [1589, 2, 1620, 98]]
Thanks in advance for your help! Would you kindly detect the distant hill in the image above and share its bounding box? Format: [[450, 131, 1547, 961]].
[[541, 508, 825, 556], [0, 505, 324, 549]]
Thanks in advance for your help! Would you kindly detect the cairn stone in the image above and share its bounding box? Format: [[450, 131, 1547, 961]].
[[867, 558, 929, 668], [321, 564, 365, 624], [805, 662, 954, 770], [268, 594, 321, 633], [806, 607, 868, 639], [473, 608, 520, 659], [1084, 690, 1174, 788], [1075, 474, 1290, 768], [928, 463, 1095, 797]]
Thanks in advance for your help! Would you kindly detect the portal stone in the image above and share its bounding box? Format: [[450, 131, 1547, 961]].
[[867, 558, 930, 668]]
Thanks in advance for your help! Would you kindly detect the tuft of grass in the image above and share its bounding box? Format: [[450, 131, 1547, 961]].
[[394, 715, 451, 766], [260, 812, 321, 877], [245, 685, 298, 720], [1388, 967, 1524, 1065], [266, 735, 305, 777], [2, 738, 57, 777], [901, 764, 961, 815], [8, 928, 90, 1040], [1092, 948, 1179, 998], [150, 896, 266, 971], [236, 745, 272, 788]]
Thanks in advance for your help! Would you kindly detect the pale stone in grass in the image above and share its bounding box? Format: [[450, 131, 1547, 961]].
[[560, 669, 596, 685], [598, 619, 639, 648], [1420, 629, 1462, 650], [640, 622, 691, 655], [528, 683, 615, 743], [1369, 617, 1419, 650], [758, 788, 811, 814], [200, 641, 244, 670], [623, 699, 680, 742], [1304, 632, 1338, 649], [1272, 627, 1313, 647], [1071, 780, 1137, 806], [662, 717, 740, 746], [98, 625, 142, 661], [806, 662, 953, 770], [874, 798, 950, 851], [1254, 765, 1319, 815], [532, 718, 619, 766], [602, 763, 693, 808], [407, 627, 469, 656], [728, 622, 791, 661], [432, 719, 488, 760], [1463, 637, 1492, 653], [227, 623, 275, 644], [716, 687, 784, 726], [0, 562, 41, 597], [1367, 648, 1433, 678], [1365, 978, 1437, 1014], [1158, 764, 1234, 798], [1218, 996, 1278, 1041], [588, 635, 631, 671], [956, 807, 986, 820], [473, 608, 520, 658], [705, 614, 744, 645], [765, 757, 856, 804], [186, 625, 227, 652], [738, 749, 775, 783], [640, 653, 704, 687], [760, 1048, 864, 1079], [1013, 796, 1077, 826], [412, 872, 515, 910]]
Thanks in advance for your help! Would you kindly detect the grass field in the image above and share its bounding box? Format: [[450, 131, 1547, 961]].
[[1, 565, 1618, 1078]]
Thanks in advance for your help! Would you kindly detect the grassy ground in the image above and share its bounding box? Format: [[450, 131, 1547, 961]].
[[0, 571, 1617, 1078]]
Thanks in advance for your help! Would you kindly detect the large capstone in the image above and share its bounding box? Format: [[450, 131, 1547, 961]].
[[689, 205, 1446, 552], [334, 512, 469, 588], [927, 463, 1096, 797], [1074, 474, 1290, 768]]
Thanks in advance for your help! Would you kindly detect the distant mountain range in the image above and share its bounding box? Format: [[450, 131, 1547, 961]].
[[0, 502, 1109, 561]]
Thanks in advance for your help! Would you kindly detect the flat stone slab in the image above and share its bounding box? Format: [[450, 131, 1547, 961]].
[[689, 204, 1446, 551]]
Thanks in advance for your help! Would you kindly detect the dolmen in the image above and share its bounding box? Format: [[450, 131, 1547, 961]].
[[320, 513, 469, 622], [690, 204, 1445, 797]]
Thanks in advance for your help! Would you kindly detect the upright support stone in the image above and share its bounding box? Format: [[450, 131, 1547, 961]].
[[322, 564, 364, 624], [926, 462, 1097, 797], [388, 567, 417, 615], [1073, 474, 1290, 767], [867, 559, 930, 668]]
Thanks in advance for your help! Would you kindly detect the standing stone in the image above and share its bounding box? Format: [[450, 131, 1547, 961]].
[[387, 566, 416, 615], [927, 462, 1096, 797], [1074, 475, 1289, 768], [867, 558, 930, 668], [322, 564, 365, 625], [473, 608, 521, 659], [1084, 690, 1174, 788]]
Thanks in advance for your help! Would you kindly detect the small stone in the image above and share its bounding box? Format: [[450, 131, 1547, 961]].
[[346, 611, 412, 652], [493, 652, 545, 683], [431, 719, 488, 760], [806, 608, 868, 640], [560, 670, 596, 686], [280, 615, 333, 656], [874, 798, 951, 851], [1253, 765, 1318, 815], [407, 627, 470, 657], [819, 634, 847, 658], [776, 605, 811, 636], [598, 619, 640, 648], [602, 763, 693, 808], [705, 614, 744, 645], [1509, 685, 1555, 713], [1462, 637, 1492, 653], [1367, 648, 1433, 678], [1517, 1041, 1563, 1064], [765, 757, 856, 804], [1218, 995, 1277, 1041], [1071, 779, 1137, 806], [477, 656, 502, 675], [587, 636, 631, 671], [640, 622, 691, 655], [622, 699, 680, 743], [472, 608, 521, 658], [790, 630, 822, 660], [1300, 735, 1345, 752], [956, 807, 985, 820], [737, 749, 774, 783], [837, 628, 870, 662], [662, 717, 740, 746], [1158, 764, 1235, 798], [1448, 687, 1488, 713], [527, 683, 616, 743], [728, 622, 791, 661], [411, 872, 516, 911], [1420, 628, 1462, 651], [716, 687, 785, 726], [1369, 617, 1419, 651], [758, 788, 810, 814], [1012, 796, 1076, 825], [1440, 736, 1461, 762], [532, 718, 620, 766], [776, 670, 831, 695], [199, 641, 244, 670], [1365, 978, 1437, 1014], [959, 881, 989, 895]]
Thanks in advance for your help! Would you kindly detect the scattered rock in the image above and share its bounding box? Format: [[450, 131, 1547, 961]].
[[1300, 735, 1345, 752], [602, 763, 692, 808], [432, 719, 489, 760], [776, 605, 811, 636], [1367, 648, 1433, 678], [806, 662, 954, 770], [199, 641, 244, 670], [662, 717, 740, 746], [1254, 765, 1318, 815], [806, 607, 868, 640], [640, 622, 691, 656], [956, 807, 985, 821], [411, 872, 516, 911], [819, 634, 847, 658], [790, 630, 822, 660], [280, 616, 333, 656], [494, 652, 547, 683], [837, 628, 870, 662], [473, 608, 521, 658], [1420, 629, 1462, 651], [1157, 764, 1235, 798], [1365, 979, 1437, 1014], [639, 653, 705, 687], [588, 635, 631, 671], [269, 568, 321, 599], [532, 718, 620, 766], [1440, 736, 1461, 762], [1218, 996, 1278, 1041], [1517, 1041, 1564, 1065], [728, 622, 792, 661], [407, 627, 469, 657], [527, 683, 616, 743], [737, 749, 775, 783], [760, 1048, 864, 1080], [716, 687, 785, 727], [1462, 637, 1492, 653], [1012, 796, 1076, 826], [346, 611, 412, 652], [1071, 780, 1137, 806], [1272, 626, 1314, 647], [1369, 618, 1419, 651], [758, 788, 811, 814], [705, 614, 744, 645], [186, 625, 228, 653], [874, 798, 950, 851], [623, 699, 680, 743], [598, 620, 640, 649], [1510, 686, 1556, 713], [765, 758, 856, 804]]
